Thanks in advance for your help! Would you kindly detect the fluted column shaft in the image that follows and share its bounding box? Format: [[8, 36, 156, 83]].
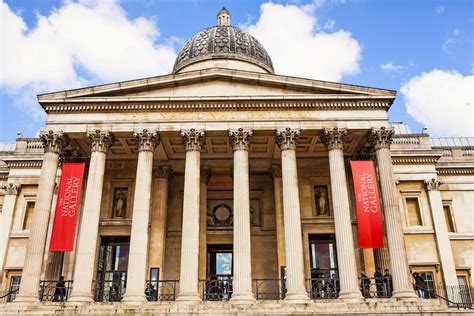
[[270, 166, 286, 278], [276, 128, 309, 302], [69, 131, 114, 303], [368, 127, 417, 298], [15, 131, 68, 303], [198, 168, 211, 282], [0, 183, 21, 279], [123, 130, 160, 303], [321, 128, 361, 300], [229, 128, 255, 303], [177, 129, 205, 303], [425, 179, 458, 291]]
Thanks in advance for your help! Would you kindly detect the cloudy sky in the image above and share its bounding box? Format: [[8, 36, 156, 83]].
[[1, 0, 472, 141]]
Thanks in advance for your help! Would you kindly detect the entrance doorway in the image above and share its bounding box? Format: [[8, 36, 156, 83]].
[[308, 234, 339, 299], [204, 244, 233, 300], [95, 236, 130, 302]]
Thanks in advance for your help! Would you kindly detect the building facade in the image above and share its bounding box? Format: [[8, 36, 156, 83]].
[[0, 9, 473, 314]]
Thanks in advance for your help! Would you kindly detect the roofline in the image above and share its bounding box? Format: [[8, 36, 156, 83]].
[[38, 67, 396, 104]]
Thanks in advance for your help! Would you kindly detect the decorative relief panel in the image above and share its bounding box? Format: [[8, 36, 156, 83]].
[[206, 199, 260, 229]]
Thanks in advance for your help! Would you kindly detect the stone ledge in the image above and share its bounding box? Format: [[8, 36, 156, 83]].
[[1, 298, 470, 315]]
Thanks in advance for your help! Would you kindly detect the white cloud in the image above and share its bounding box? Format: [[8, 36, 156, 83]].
[[243, 2, 361, 82], [1, 0, 177, 118], [380, 62, 405, 73], [442, 28, 461, 53], [435, 4, 445, 15], [400, 69, 473, 137]]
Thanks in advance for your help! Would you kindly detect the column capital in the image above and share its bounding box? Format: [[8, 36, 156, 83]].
[[367, 127, 394, 150], [200, 167, 212, 184], [320, 128, 347, 151], [40, 130, 69, 154], [87, 130, 115, 153], [425, 178, 443, 191], [276, 128, 300, 150], [269, 165, 282, 178], [181, 129, 205, 151], [134, 129, 160, 152], [1, 182, 21, 195], [229, 128, 253, 151], [154, 165, 172, 179]]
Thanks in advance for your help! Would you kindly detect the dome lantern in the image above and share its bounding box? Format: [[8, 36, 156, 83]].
[[217, 7, 230, 26]]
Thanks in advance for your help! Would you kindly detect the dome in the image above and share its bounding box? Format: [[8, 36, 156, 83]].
[[172, 8, 274, 74]]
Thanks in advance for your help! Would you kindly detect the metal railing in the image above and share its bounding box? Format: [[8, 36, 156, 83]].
[[414, 284, 473, 309], [253, 279, 284, 300], [39, 280, 73, 302], [0, 289, 18, 304], [308, 277, 339, 300], [145, 280, 179, 301], [200, 276, 233, 301], [94, 280, 125, 302], [359, 276, 392, 298]]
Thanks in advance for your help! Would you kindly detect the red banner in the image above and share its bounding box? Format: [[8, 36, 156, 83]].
[[49, 163, 85, 251], [350, 161, 384, 248]]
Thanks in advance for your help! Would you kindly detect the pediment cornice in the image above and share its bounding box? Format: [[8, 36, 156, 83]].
[[38, 68, 396, 105]]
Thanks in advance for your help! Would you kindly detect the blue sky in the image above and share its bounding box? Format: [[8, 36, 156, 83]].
[[1, 0, 473, 141]]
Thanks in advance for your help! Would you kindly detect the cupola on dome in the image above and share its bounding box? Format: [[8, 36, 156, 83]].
[[173, 7, 274, 74]]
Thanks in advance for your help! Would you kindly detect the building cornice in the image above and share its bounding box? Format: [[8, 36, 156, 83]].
[[392, 157, 440, 165], [437, 168, 474, 175], [4, 159, 43, 169], [42, 98, 392, 114]]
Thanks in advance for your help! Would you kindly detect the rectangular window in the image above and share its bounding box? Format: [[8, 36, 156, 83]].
[[406, 197, 422, 226], [443, 205, 455, 232], [22, 201, 35, 230]]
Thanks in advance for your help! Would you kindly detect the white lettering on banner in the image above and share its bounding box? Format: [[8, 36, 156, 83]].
[[60, 176, 80, 217], [358, 172, 379, 213]]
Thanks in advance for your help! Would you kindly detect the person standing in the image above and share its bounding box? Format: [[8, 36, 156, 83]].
[[412, 272, 426, 298], [384, 269, 393, 297], [360, 271, 371, 298], [52, 276, 66, 302], [374, 267, 384, 297]]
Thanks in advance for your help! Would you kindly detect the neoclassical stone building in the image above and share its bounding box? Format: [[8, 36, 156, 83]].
[[0, 8, 472, 314]]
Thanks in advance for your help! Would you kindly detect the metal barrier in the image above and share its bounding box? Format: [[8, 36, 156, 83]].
[[200, 276, 233, 301], [253, 279, 283, 300], [145, 280, 179, 301], [94, 280, 124, 302], [414, 284, 473, 309], [39, 280, 73, 302], [0, 289, 18, 304], [359, 276, 392, 298], [308, 277, 339, 300]]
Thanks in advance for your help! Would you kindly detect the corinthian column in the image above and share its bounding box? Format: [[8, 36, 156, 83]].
[[69, 130, 114, 303], [15, 131, 69, 303], [367, 127, 417, 298], [320, 128, 361, 300], [275, 128, 309, 303], [269, 165, 286, 279], [0, 183, 21, 279], [229, 128, 255, 304], [123, 130, 160, 303], [176, 129, 205, 303], [424, 179, 459, 295]]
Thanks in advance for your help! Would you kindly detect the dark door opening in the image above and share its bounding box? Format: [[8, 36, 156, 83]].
[[204, 244, 233, 300], [95, 236, 130, 302]]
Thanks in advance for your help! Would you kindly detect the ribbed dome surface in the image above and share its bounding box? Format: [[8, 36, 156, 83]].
[[173, 26, 274, 73]]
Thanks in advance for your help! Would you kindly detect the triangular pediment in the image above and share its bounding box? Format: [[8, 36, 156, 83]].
[[37, 68, 396, 106]]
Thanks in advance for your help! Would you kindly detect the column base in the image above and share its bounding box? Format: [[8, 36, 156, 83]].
[[175, 293, 201, 305], [67, 294, 94, 305], [283, 292, 310, 304], [12, 294, 39, 304], [230, 292, 255, 305], [338, 290, 363, 302], [392, 289, 418, 299], [122, 293, 147, 305]]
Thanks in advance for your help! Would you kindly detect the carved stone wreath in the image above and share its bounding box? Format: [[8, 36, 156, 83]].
[[207, 203, 233, 228]]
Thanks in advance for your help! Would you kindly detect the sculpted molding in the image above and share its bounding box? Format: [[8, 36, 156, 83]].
[[1, 183, 21, 195], [181, 129, 206, 151], [425, 178, 443, 191], [134, 129, 160, 152], [367, 127, 394, 150], [276, 128, 300, 151], [87, 130, 115, 153], [229, 128, 253, 151], [40, 130, 69, 154], [320, 128, 347, 151]]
